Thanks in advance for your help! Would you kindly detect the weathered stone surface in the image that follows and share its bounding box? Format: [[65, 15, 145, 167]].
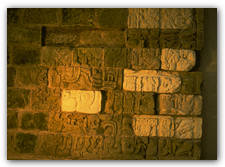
[[7, 8, 22, 24], [7, 88, 30, 109], [7, 111, 18, 129], [31, 88, 60, 111], [179, 72, 203, 94], [128, 48, 160, 70], [160, 9, 194, 29], [79, 30, 125, 47], [123, 69, 181, 93], [132, 115, 174, 137], [16, 133, 37, 153], [7, 67, 16, 87], [48, 66, 92, 90], [73, 48, 104, 67], [15, 67, 48, 87], [158, 94, 202, 115], [161, 49, 196, 71], [128, 8, 159, 28], [104, 48, 127, 68], [126, 29, 159, 48], [92, 67, 123, 90], [21, 112, 48, 130], [44, 27, 80, 46], [11, 46, 40, 65], [62, 8, 95, 26], [61, 90, 101, 113], [41, 46, 73, 66], [22, 8, 59, 24], [96, 8, 128, 28], [8, 26, 41, 45], [105, 91, 155, 115], [158, 139, 201, 160], [175, 117, 202, 139]]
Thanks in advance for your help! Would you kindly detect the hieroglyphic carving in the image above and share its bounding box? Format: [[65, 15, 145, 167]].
[[48, 66, 92, 90], [161, 49, 196, 71], [160, 9, 194, 29], [128, 8, 159, 28], [92, 68, 123, 90], [127, 48, 160, 70], [175, 117, 202, 139], [158, 94, 202, 115], [73, 48, 104, 67], [61, 89, 101, 113], [123, 69, 181, 93]]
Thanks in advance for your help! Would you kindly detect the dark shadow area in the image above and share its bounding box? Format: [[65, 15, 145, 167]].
[[201, 8, 217, 160]]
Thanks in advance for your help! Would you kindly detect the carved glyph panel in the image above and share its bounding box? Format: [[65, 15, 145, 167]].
[[123, 69, 181, 93], [161, 49, 196, 71], [62, 90, 101, 113]]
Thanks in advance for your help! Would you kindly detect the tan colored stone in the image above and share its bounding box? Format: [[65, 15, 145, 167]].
[[158, 94, 202, 115], [175, 117, 202, 139], [123, 69, 181, 93], [132, 115, 158, 136], [62, 90, 101, 114], [132, 115, 175, 137], [128, 8, 159, 28], [161, 8, 194, 29], [161, 49, 196, 71]]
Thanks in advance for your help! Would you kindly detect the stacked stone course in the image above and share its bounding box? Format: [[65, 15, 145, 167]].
[[7, 8, 204, 160]]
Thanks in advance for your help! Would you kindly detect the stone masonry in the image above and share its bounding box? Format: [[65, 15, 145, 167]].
[[7, 8, 204, 160]]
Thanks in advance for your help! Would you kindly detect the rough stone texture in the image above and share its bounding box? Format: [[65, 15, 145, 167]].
[[41, 46, 73, 66], [160, 9, 194, 29], [7, 111, 18, 129], [7, 8, 23, 24], [79, 30, 125, 47], [161, 49, 196, 71], [179, 72, 203, 94], [127, 48, 160, 70], [31, 88, 61, 111], [7, 88, 30, 109], [8, 26, 41, 45], [105, 90, 155, 115], [21, 112, 48, 130], [96, 8, 128, 28], [175, 117, 202, 139], [48, 66, 92, 90], [92, 67, 123, 90], [158, 94, 202, 115], [123, 69, 181, 93], [132, 115, 174, 137], [10, 46, 40, 65], [15, 133, 37, 153], [7, 67, 16, 87], [15, 67, 48, 88], [62, 8, 95, 26], [104, 48, 127, 68], [61, 90, 102, 113], [73, 48, 104, 67], [128, 8, 159, 28], [22, 8, 59, 24]]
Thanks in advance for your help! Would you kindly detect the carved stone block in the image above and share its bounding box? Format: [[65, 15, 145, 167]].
[[123, 69, 181, 93], [127, 48, 160, 70], [175, 117, 202, 139], [158, 94, 202, 115], [161, 49, 196, 71], [160, 9, 194, 29], [61, 89, 101, 113], [128, 8, 159, 28]]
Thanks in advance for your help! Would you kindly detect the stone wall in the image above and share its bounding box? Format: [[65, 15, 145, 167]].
[[7, 8, 204, 160]]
